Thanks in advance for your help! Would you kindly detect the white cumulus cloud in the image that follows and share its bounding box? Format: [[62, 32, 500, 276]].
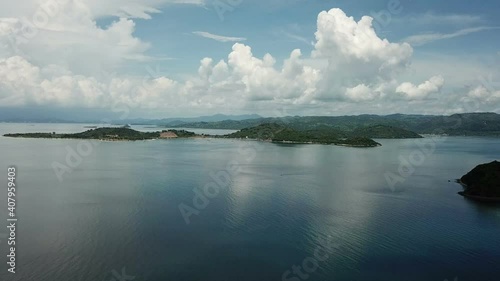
[[0, 4, 495, 116], [396, 76, 444, 99]]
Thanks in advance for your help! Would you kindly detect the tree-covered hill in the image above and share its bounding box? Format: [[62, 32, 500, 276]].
[[4, 128, 161, 140], [3, 128, 203, 141], [222, 123, 381, 147], [351, 125, 422, 139], [412, 113, 500, 136], [169, 113, 500, 136], [223, 123, 285, 139], [459, 161, 500, 200]]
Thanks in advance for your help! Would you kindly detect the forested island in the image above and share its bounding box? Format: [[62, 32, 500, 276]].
[[3, 123, 382, 147], [220, 123, 381, 147], [3, 128, 201, 141], [458, 161, 500, 202]]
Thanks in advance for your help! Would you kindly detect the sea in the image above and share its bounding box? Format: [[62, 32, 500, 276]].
[[0, 123, 499, 281]]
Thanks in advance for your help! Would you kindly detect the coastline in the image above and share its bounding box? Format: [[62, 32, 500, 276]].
[[456, 178, 500, 203], [458, 192, 500, 202], [4, 134, 381, 147], [216, 137, 381, 147]]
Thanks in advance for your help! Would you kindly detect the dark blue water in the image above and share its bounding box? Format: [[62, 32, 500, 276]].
[[0, 123, 499, 281]]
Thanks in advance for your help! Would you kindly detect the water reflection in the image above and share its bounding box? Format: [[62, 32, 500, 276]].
[[0, 123, 499, 281]]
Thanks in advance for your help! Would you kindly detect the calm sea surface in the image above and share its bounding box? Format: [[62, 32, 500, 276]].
[[0, 123, 499, 281]]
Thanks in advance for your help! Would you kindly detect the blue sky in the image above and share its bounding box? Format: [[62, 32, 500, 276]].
[[125, 0, 500, 77], [0, 0, 499, 118]]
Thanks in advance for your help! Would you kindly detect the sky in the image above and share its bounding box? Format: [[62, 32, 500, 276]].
[[0, 0, 499, 119]]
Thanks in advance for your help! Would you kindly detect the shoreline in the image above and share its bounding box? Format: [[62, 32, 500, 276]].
[[215, 137, 381, 147], [458, 191, 500, 202], [3, 134, 381, 147], [456, 179, 500, 203]]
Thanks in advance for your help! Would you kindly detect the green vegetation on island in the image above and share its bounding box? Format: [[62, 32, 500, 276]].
[[4, 124, 381, 147], [3, 128, 202, 141], [165, 130, 198, 138], [221, 123, 381, 147], [458, 161, 500, 202], [351, 125, 422, 139]]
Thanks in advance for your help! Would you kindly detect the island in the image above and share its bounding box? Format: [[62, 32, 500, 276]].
[[3, 124, 381, 147], [3, 127, 202, 141], [458, 161, 500, 202], [219, 123, 381, 147]]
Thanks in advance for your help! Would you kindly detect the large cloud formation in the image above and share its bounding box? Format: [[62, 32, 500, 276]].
[[0, 2, 494, 116]]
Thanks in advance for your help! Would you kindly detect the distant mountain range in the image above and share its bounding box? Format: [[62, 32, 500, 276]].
[[0, 111, 262, 125], [169, 112, 500, 136], [113, 114, 262, 126]]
